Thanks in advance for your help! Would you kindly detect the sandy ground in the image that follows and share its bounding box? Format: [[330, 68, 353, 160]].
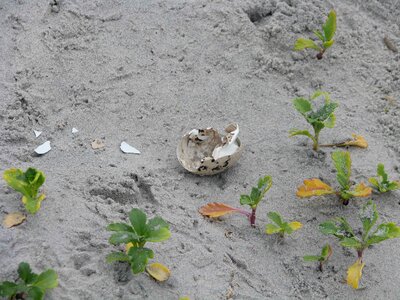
[[1, 0, 400, 299]]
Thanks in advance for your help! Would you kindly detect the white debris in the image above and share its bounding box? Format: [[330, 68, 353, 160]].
[[34, 141, 51, 155], [120, 141, 140, 154], [72, 128, 79, 134], [34, 130, 42, 138]]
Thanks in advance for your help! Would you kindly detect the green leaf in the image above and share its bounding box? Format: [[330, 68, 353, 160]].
[[303, 255, 321, 262], [106, 251, 130, 263], [32, 269, 58, 290], [109, 232, 140, 245], [387, 181, 400, 191], [267, 211, 283, 226], [239, 195, 252, 206], [368, 177, 379, 189], [321, 244, 331, 258], [311, 90, 330, 102], [331, 151, 351, 190], [0, 281, 20, 297], [250, 187, 261, 204], [265, 223, 282, 234], [289, 129, 316, 143], [313, 30, 325, 41], [324, 113, 336, 128], [360, 200, 378, 236], [294, 38, 320, 51], [293, 98, 312, 114], [377, 163, 388, 182], [27, 286, 45, 300], [308, 102, 338, 122], [107, 223, 133, 232], [127, 247, 154, 274], [323, 10, 336, 42], [367, 223, 400, 245], [323, 39, 335, 49], [320, 218, 355, 239], [146, 217, 171, 242], [18, 262, 37, 284], [129, 208, 148, 236], [319, 221, 339, 236], [340, 237, 363, 249]]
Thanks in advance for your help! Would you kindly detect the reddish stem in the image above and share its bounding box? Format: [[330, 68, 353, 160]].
[[357, 250, 363, 260], [250, 208, 256, 227]]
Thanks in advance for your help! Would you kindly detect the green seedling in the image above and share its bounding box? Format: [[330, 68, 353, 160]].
[[368, 163, 400, 193], [290, 91, 338, 151], [303, 244, 332, 271], [265, 211, 303, 237], [0, 262, 58, 300], [297, 151, 372, 205], [106, 208, 171, 275], [199, 176, 272, 227], [3, 168, 46, 214], [294, 10, 336, 59], [320, 200, 400, 289]]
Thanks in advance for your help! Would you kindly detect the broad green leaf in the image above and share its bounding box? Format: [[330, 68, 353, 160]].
[[106, 251, 129, 263], [146, 227, 171, 243], [308, 102, 338, 122], [258, 175, 272, 197], [319, 221, 338, 235], [109, 232, 140, 245], [367, 223, 400, 245], [127, 247, 154, 274], [107, 223, 133, 232], [147, 217, 169, 233], [296, 178, 334, 198], [377, 163, 388, 182], [313, 30, 324, 41], [324, 113, 336, 128], [239, 195, 252, 206], [129, 208, 147, 236], [303, 255, 321, 262], [27, 286, 44, 300], [250, 187, 261, 204], [0, 281, 19, 297], [340, 237, 363, 249], [267, 212, 283, 226], [347, 259, 364, 289], [359, 200, 378, 235], [18, 262, 37, 284], [32, 269, 58, 290], [265, 223, 282, 234], [294, 38, 320, 51], [293, 98, 312, 114], [289, 130, 316, 143], [323, 10, 336, 42], [331, 151, 351, 190], [368, 177, 379, 189], [387, 181, 400, 191], [323, 39, 335, 49], [320, 218, 355, 239]]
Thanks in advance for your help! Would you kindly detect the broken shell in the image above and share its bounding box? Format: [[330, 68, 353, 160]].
[[177, 123, 243, 175]]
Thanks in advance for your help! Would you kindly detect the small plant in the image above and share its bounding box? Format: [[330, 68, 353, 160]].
[[294, 10, 336, 59], [3, 168, 46, 214], [303, 244, 332, 271], [106, 208, 171, 280], [265, 211, 303, 237], [199, 176, 272, 227], [289, 91, 338, 151], [368, 163, 400, 193], [320, 200, 400, 289], [297, 151, 372, 205], [0, 262, 58, 300]]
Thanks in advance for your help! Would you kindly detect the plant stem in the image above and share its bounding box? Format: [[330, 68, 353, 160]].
[[319, 261, 323, 272], [313, 131, 320, 151], [250, 208, 256, 227], [357, 250, 363, 260], [316, 48, 325, 60]]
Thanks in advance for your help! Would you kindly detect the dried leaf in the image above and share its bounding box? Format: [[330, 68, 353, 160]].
[[3, 212, 26, 228], [296, 179, 334, 198], [199, 202, 238, 218], [351, 182, 372, 198], [146, 262, 170, 281], [347, 259, 365, 289], [340, 134, 368, 148], [288, 221, 303, 231], [91, 139, 105, 149]]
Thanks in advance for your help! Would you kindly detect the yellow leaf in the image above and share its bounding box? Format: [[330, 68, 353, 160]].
[[340, 134, 368, 148], [3, 212, 26, 228], [351, 182, 372, 197], [296, 179, 334, 198], [146, 262, 170, 282], [347, 259, 365, 289], [199, 202, 239, 218], [126, 242, 133, 253], [288, 221, 303, 231]]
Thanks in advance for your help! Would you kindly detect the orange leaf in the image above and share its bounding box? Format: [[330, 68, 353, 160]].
[[351, 182, 372, 197], [199, 202, 239, 218], [3, 212, 26, 228], [340, 134, 368, 148], [296, 179, 335, 198]]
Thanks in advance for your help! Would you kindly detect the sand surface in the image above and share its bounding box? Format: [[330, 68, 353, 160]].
[[1, 0, 400, 299]]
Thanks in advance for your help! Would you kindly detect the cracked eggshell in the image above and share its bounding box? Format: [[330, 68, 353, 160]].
[[177, 123, 243, 175]]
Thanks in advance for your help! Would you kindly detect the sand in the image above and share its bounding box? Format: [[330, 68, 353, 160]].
[[0, 0, 399, 299]]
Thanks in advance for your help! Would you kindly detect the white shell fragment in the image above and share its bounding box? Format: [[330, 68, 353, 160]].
[[120, 141, 140, 154], [34, 141, 51, 155], [72, 128, 79, 134], [177, 123, 243, 175], [34, 130, 42, 138]]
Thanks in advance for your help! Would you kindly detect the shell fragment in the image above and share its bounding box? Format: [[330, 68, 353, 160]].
[[72, 128, 79, 134], [34, 130, 42, 138], [120, 141, 140, 154], [34, 141, 51, 155]]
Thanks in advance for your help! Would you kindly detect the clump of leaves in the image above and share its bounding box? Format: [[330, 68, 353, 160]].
[[368, 163, 400, 193], [265, 211, 302, 237], [297, 151, 372, 205], [289, 91, 338, 151], [3, 168, 46, 214], [106, 208, 171, 280], [320, 200, 400, 289], [303, 244, 332, 271], [294, 10, 336, 59], [0, 262, 58, 300], [199, 176, 272, 227]]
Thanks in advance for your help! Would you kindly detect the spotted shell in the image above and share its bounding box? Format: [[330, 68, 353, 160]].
[[177, 123, 243, 175]]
